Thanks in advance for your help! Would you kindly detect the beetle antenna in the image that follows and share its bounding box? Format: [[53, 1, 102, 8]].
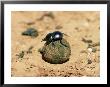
[[62, 33, 69, 36]]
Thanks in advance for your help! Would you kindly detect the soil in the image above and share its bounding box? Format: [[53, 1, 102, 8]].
[[11, 11, 100, 77]]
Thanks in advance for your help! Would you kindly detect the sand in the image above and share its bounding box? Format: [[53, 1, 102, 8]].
[[11, 11, 100, 77]]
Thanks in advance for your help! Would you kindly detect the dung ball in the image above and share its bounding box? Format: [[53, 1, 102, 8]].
[[39, 38, 71, 64]]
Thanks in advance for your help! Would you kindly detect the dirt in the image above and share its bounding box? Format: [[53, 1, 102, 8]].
[[11, 11, 100, 77]]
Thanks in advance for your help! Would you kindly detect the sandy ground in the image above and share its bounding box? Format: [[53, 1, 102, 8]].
[[11, 11, 100, 77]]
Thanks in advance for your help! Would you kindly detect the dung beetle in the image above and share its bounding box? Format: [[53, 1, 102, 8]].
[[42, 31, 67, 47], [42, 31, 62, 41]]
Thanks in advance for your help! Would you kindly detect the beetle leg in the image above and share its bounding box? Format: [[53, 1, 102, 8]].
[[60, 40, 67, 47], [51, 40, 55, 47]]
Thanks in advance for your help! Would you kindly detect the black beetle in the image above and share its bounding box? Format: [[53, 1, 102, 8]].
[[42, 31, 67, 47], [42, 31, 62, 41]]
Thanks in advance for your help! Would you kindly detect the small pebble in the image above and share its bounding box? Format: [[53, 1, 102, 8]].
[[82, 38, 92, 43], [22, 28, 38, 38], [88, 59, 92, 64], [26, 22, 35, 25], [55, 25, 63, 29], [88, 48, 92, 52], [16, 51, 24, 58], [92, 48, 97, 53], [27, 46, 33, 54], [37, 12, 54, 20], [88, 42, 100, 47]]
